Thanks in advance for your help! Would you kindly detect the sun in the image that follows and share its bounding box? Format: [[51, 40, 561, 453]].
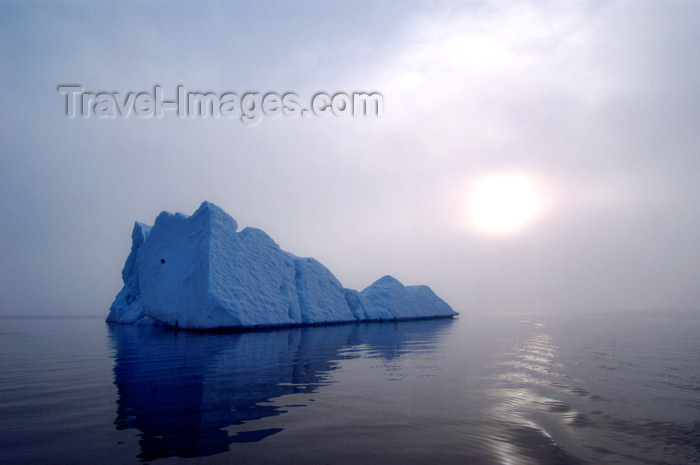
[[468, 174, 544, 235]]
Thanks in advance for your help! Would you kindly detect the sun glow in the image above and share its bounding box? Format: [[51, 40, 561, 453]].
[[468, 174, 544, 235]]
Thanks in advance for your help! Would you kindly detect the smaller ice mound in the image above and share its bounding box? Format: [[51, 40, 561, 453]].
[[347, 276, 457, 321], [107, 202, 457, 330]]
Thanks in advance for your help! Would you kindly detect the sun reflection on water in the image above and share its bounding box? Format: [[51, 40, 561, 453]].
[[486, 322, 591, 464]]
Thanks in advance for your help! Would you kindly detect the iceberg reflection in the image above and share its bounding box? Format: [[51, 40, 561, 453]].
[[108, 320, 453, 461]]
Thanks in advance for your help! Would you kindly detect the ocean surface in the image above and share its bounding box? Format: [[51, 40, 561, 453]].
[[1, 313, 699, 465]]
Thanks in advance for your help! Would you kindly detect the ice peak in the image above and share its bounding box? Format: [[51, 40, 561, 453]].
[[192, 201, 238, 233]]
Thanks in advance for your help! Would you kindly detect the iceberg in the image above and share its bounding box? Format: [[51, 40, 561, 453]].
[[107, 201, 457, 329]]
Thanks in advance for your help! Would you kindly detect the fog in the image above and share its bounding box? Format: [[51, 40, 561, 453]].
[[1, 1, 699, 316]]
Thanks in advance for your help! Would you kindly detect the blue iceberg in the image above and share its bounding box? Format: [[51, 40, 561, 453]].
[[107, 202, 457, 329]]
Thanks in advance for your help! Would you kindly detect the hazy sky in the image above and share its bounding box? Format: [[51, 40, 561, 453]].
[[1, 1, 699, 316]]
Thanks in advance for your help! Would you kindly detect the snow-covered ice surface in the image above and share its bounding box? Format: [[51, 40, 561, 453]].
[[107, 202, 457, 329]]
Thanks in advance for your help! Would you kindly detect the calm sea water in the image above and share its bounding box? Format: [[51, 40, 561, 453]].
[[1, 313, 699, 464]]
